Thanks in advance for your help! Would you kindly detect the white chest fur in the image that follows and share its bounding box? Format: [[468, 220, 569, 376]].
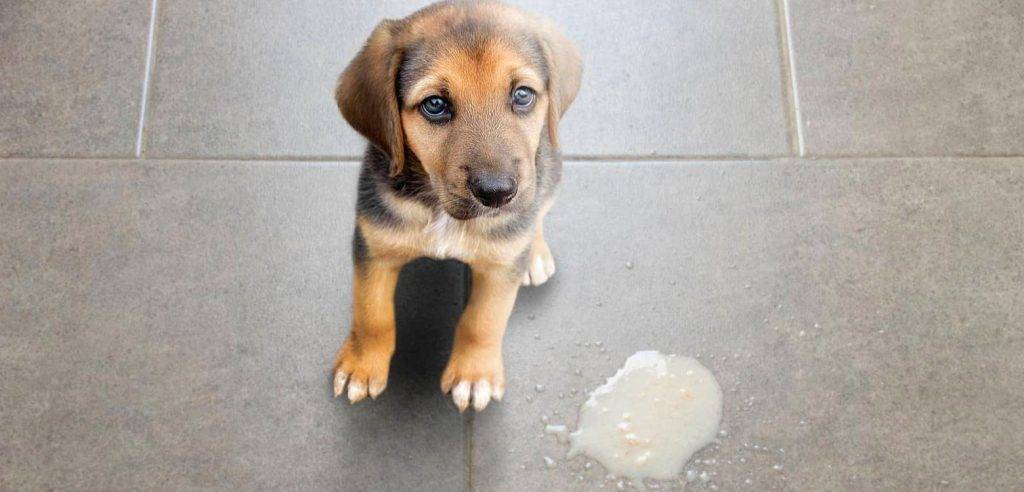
[[422, 213, 476, 260]]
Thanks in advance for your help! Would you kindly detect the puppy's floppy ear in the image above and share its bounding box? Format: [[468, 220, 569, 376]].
[[535, 20, 583, 150], [336, 20, 406, 176]]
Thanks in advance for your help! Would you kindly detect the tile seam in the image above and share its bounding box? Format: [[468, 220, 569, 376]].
[[134, 0, 160, 158]]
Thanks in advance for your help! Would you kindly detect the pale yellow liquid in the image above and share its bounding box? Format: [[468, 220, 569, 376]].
[[568, 351, 723, 481]]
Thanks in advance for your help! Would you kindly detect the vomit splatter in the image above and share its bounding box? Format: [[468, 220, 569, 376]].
[[568, 351, 723, 481]]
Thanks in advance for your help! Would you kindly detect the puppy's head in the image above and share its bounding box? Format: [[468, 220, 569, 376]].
[[337, 2, 582, 220]]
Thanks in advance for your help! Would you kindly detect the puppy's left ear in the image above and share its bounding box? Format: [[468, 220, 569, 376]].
[[336, 20, 406, 176], [536, 20, 583, 150]]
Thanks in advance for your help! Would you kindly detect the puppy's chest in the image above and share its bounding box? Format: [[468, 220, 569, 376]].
[[416, 215, 487, 261]]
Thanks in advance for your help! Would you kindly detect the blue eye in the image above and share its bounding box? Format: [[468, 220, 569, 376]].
[[511, 87, 536, 111], [419, 96, 451, 123]]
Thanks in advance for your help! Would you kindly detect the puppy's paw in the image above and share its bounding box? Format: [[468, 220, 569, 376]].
[[332, 338, 391, 404], [441, 347, 505, 412], [522, 238, 556, 287]]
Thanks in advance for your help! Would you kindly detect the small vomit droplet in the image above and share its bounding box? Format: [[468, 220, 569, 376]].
[[625, 261, 634, 269], [544, 424, 570, 443], [543, 456, 556, 468], [773, 464, 784, 471], [686, 470, 697, 482], [533, 333, 540, 340], [699, 471, 711, 482], [535, 384, 546, 393]]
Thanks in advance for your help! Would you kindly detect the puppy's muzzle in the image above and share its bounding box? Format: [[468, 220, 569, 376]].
[[468, 171, 517, 208]]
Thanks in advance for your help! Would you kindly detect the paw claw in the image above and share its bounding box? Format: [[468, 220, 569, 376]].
[[472, 381, 493, 411], [347, 381, 367, 404], [452, 381, 472, 412], [369, 380, 386, 399], [333, 371, 348, 397]]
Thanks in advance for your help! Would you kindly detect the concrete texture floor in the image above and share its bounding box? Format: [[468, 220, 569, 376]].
[[2, 1, 1023, 490]]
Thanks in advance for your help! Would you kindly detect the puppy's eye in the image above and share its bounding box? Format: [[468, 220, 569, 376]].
[[511, 87, 536, 112], [419, 96, 451, 123]]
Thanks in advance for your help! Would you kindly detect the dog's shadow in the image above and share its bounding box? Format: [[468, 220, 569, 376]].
[[388, 258, 466, 398]]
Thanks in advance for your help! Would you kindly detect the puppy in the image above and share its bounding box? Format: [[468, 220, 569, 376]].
[[331, 1, 581, 412]]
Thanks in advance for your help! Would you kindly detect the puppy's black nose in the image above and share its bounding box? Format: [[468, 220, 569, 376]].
[[468, 173, 517, 208]]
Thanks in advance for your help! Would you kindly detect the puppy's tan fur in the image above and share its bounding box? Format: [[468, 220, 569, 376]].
[[332, 1, 581, 411]]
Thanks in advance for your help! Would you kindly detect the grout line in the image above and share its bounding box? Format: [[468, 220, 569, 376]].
[[134, 0, 160, 158], [775, 0, 805, 157], [6, 154, 1024, 165], [127, 154, 365, 162], [464, 411, 474, 492], [563, 153, 789, 162]]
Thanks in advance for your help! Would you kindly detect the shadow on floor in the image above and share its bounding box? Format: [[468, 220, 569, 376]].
[[317, 258, 469, 487], [390, 258, 467, 397]]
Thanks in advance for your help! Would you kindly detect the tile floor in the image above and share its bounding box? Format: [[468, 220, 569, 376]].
[[2, 1, 1023, 490]]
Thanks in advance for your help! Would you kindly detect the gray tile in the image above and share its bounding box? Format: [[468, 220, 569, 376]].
[[514, 0, 789, 157], [473, 160, 1024, 490], [0, 1, 150, 157], [145, 1, 788, 158], [144, 1, 425, 159], [0, 161, 468, 490], [789, 0, 1024, 156]]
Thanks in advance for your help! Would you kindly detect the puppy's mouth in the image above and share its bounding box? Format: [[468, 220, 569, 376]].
[[440, 194, 482, 221], [442, 193, 519, 221]]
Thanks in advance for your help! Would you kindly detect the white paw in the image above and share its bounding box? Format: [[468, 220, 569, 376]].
[[441, 345, 505, 412], [448, 379, 505, 412], [332, 341, 390, 404], [521, 242, 556, 287], [333, 369, 387, 404]]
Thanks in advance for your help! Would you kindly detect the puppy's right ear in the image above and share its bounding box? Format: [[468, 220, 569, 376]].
[[336, 20, 405, 176]]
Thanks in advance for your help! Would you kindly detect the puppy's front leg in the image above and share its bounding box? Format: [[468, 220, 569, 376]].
[[333, 255, 402, 403], [442, 262, 521, 412]]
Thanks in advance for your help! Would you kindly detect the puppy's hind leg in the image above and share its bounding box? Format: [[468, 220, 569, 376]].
[[522, 215, 556, 287]]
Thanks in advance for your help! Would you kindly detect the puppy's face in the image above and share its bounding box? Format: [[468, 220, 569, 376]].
[[399, 38, 548, 219], [337, 3, 582, 221]]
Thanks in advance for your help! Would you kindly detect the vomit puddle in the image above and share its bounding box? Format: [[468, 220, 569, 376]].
[[568, 351, 723, 481]]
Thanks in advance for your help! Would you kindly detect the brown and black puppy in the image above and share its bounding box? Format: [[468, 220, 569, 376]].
[[332, 1, 581, 412]]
